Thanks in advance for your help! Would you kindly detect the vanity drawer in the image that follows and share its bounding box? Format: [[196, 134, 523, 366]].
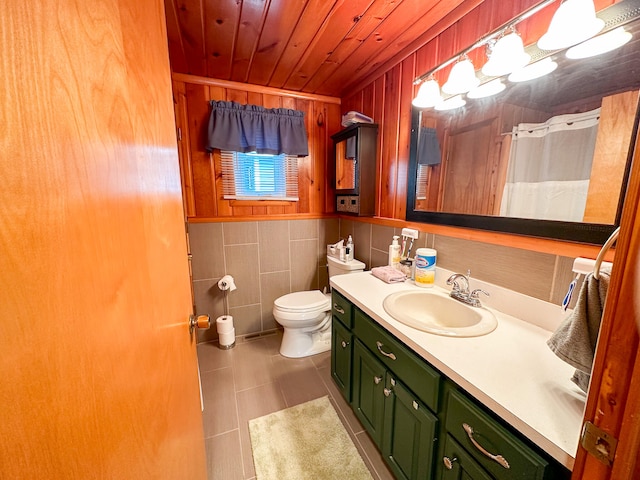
[[445, 388, 549, 479], [353, 308, 440, 411], [332, 290, 353, 328]]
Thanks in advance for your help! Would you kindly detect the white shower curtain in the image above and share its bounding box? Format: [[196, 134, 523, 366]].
[[500, 108, 600, 221]]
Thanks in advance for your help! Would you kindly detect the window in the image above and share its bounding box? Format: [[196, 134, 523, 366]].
[[221, 151, 299, 201]]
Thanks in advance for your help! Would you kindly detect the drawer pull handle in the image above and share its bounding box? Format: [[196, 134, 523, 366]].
[[376, 341, 397, 360], [374, 376, 382, 384], [463, 423, 510, 469], [341, 340, 349, 348], [383, 387, 393, 397], [333, 304, 345, 314], [443, 456, 457, 470]]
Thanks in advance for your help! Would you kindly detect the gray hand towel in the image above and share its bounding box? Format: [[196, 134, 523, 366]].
[[547, 271, 610, 393]]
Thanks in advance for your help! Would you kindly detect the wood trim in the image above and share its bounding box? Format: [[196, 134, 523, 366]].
[[228, 200, 296, 207], [171, 73, 341, 104]]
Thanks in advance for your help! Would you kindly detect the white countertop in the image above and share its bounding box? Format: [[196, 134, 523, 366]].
[[330, 270, 586, 470]]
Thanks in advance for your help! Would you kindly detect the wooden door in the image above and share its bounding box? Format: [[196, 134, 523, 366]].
[[352, 340, 387, 447], [0, 1, 207, 479]]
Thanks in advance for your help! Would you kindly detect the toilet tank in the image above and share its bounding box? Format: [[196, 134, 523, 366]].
[[327, 255, 365, 278]]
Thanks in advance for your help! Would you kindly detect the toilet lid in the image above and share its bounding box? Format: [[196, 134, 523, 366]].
[[274, 290, 331, 312]]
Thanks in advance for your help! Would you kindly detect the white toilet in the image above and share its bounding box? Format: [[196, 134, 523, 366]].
[[273, 255, 365, 358]]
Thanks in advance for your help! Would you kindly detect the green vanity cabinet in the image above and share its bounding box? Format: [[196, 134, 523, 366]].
[[383, 375, 439, 480], [331, 317, 353, 402], [330, 292, 570, 480], [352, 339, 387, 446]]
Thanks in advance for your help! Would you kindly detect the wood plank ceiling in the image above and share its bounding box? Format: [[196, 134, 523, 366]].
[[163, 0, 480, 98]]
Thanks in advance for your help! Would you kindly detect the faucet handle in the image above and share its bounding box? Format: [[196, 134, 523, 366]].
[[470, 289, 489, 299]]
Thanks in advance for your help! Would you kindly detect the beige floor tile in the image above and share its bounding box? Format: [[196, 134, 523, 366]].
[[197, 341, 232, 373], [232, 339, 278, 392], [201, 367, 238, 438], [205, 430, 244, 480], [271, 354, 331, 407], [318, 365, 365, 434]]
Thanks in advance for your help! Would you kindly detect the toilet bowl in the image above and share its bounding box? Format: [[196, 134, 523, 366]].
[[273, 256, 365, 358]]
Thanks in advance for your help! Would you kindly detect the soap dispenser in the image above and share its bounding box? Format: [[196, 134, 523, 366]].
[[389, 235, 401, 268], [346, 235, 354, 262]]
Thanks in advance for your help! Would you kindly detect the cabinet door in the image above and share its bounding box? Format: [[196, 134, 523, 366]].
[[440, 435, 493, 480], [383, 377, 438, 480], [352, 340, 386, 447], [331, 318, 353, 402]]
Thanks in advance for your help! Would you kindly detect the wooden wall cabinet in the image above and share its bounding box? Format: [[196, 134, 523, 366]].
[[332, 123, 378, 216]]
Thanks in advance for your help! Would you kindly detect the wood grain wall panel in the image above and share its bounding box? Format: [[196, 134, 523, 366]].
[[379, 64, 402, 218], [362, 84, 375, 119], [186, 83, 216, 217], [248, 0, 309, 86], [230, 0, 268, 83], [164, 0, 188, 73], [174, 77, 340, 218], [301, 0, 404, 93], [173, 0, 206, 76], [204, 0, 240, 80], [325, 102, 342, 212], [283, 0, 377, 92], [395, 55, 416, 220], [173, 81, 196, 216]]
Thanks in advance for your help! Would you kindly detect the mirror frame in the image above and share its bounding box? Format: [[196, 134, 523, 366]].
[[405, 0, 640, 246], [406, 104, 638, 245]]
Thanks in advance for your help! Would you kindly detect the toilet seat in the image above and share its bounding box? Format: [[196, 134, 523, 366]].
[[274, 290, 331, 314]]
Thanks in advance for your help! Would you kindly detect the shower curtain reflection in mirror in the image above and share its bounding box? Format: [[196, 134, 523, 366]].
[[499, 108, 600, 222]]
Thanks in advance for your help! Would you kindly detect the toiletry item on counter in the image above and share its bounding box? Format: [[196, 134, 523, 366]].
[[371, 265, 407, 284], [345, 235, 354, 262], [414, 248, 437, 287], [399, 258, 413, 278], [389, 235, 401, 268]]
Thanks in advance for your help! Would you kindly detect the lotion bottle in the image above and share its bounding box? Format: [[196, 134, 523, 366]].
[[345, 235, 354, 262], [388, 235, 401, 268]]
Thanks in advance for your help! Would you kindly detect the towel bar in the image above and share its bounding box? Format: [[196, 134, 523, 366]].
[[594, 227, 620, 279]]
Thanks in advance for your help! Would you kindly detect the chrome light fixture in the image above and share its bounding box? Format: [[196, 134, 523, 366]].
[[537, 0, 604, 50], [566, 26, 632, 59], [412, 76, 443, 108], [442, 56, 480, 95], [482, 28, 531, 77]]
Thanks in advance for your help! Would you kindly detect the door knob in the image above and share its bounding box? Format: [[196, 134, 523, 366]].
[[189, 314, 211, 334]]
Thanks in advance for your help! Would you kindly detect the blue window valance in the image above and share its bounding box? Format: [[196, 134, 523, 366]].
[[206, 101, 309, 156]]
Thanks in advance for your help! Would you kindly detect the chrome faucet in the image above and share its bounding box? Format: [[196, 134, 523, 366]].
[[446, 270, 489, 307]]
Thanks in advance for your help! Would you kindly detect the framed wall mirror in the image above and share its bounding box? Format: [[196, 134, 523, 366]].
[[406, 0, 640, 245]]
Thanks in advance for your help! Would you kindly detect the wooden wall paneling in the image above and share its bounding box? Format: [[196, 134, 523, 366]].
[[310, 101, 327, 214], [164, 0, 188, 73], [226, 88, 248, 104], [296, 98, 313, 214], [362, 83, 375, 119], [283, 0, 376, 92], [455, 0, 493, 69], [321, 0, 471, 96], [247, 0, 308, 86], [373, 76, 386, 216], [342, 92, 363, 116], [268, 0, 340, 88], [172, 0, 206, 76], [326, 102, 342, 213], [204, 0, 240, 80], [230, 0, 268, 83], [301, 0, 405, 94], [209, 85, 225, 101], [584, 90, 639, 224], [395, 54, 416, 220], [380, 64, 402, 218], [173, 81, 196, 216], [186, 83, 217, 217]]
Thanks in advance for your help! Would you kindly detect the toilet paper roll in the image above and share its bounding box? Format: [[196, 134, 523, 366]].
[[218, 328, 235, 347], [218, 275, 237, 292], [216, 315, 234, 334]]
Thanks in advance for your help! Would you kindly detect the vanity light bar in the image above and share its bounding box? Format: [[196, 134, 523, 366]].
[[413, 0, 559, 85]]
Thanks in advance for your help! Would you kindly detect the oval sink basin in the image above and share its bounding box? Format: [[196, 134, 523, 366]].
[[382, 289, 497, 337]]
